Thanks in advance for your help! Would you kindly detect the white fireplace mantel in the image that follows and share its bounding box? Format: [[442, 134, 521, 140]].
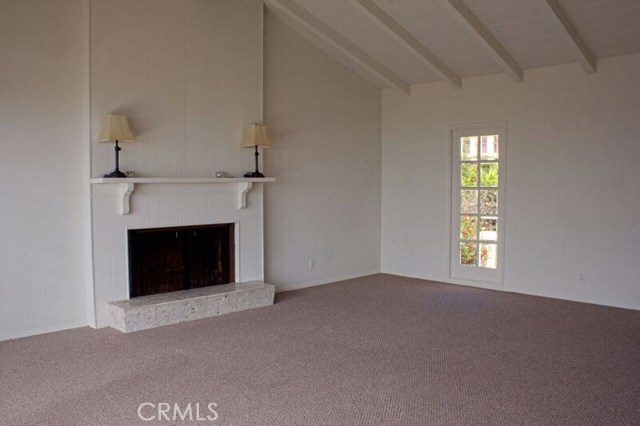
[[90, 177, 275, 214]]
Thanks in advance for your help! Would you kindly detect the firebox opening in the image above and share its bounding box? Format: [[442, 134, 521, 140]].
[[128, 223, 235, 298]]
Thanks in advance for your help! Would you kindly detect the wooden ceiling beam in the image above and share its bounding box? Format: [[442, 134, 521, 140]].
[[348, 0, 462, 89], [264, 0, 411, 95], [440, 0, 524, 82], [541, 0, 597, 74]]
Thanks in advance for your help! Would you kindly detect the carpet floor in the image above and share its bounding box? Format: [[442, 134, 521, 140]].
[[1, 274, 639, 425]]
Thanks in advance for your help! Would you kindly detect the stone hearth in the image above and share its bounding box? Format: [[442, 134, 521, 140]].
[[108, 281, 275, 333]]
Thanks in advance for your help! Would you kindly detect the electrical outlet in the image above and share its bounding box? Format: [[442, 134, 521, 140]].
[[309, 258, 316, 270], [579, 273, 586, 283]]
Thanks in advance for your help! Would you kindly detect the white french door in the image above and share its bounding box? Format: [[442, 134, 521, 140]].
[[450, 124, 506, 285]]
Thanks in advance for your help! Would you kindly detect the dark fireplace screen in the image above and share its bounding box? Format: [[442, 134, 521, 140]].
[[128, 223, 234, 298]]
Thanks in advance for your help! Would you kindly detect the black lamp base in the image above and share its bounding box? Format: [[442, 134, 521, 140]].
[[104, 169, 127, 178], [104, 140, 127, 178], [243, 171, 265, 178]]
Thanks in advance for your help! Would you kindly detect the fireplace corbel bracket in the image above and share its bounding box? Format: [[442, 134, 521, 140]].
[[119, 183, 135, 215], [237, 181, 253, 209]]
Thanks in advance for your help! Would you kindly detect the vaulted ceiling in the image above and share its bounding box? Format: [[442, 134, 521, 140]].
[[265, 0, 640, 93]]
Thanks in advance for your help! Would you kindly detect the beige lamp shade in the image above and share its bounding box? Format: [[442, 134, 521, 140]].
[[240, 123, 270, 148], [98, 114, 136, 142]]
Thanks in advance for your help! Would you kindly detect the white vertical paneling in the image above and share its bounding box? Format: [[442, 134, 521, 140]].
[[91, 0, 262, 178], [128, 0, 155, 177], [90, 0, 110, 176], [90, 190, 113, 324], [90, 0, 265, 327], [81, 0, 97, 328]]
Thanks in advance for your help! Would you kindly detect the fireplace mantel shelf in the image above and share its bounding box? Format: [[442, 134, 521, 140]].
[[91, 177, 275, 214]]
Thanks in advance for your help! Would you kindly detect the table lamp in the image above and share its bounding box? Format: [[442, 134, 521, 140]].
[[99, 114, 136, 178], [240, 123, 270, 178]]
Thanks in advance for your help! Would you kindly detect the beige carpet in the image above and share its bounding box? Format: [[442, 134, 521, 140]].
[[1, 274, 639, 425]]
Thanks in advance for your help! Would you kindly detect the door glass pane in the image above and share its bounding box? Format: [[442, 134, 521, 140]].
[[460, 215, 477, 240], [480, 135, 499, 160], [461, 137, 478, 161], [480, 243, 498, 269], [461, 190, 478, 214], [461, 163, 478, 187], [480, 217, 498, 241], [460, 242, 477, 266], [480, 163, 499, 187], [480, 190, 498, 215]]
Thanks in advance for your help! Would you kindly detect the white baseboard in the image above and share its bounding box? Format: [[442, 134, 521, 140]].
[[381, 269, 503, 291], [0, 321, 87, 343], [276, 270, 381, 293], [434, 277, 503, 291], [382, 271, 640, 311]]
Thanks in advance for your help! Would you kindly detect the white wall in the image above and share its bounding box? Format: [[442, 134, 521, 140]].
[[0, 0, 87, 340], [382, 53, 640, 310], [263, 12, 382, 290], [89, 0, 265, 328], [90, 0, 263, 178]]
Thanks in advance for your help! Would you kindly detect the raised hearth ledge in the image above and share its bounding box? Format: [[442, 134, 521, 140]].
[[108, 281, 275, 333], [90, 177, 276, 214]]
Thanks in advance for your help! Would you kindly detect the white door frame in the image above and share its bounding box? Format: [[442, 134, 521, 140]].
[[449, 122, 507, 288]]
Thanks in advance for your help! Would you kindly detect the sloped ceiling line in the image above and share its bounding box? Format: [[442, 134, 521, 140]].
[[264, 0, 412, 94], [541, 0, 598, 74], [439, 0, 524, 82], [347, 0, 462, 89]]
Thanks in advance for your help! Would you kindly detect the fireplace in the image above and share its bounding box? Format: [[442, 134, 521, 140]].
[[128, 223, 235, 298]]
